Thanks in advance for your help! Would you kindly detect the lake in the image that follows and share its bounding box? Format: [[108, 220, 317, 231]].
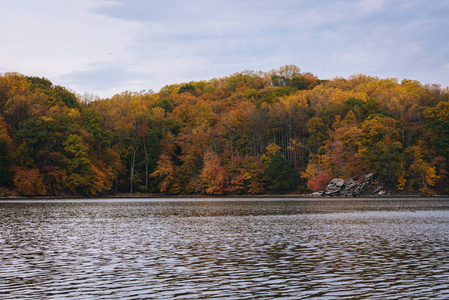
[[1, 197, 449, 299]]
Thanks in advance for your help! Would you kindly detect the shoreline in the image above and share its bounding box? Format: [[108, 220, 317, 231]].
[[1, 193, 448, 201]]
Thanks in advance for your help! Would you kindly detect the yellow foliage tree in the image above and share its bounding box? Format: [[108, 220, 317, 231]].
[[151, 154, 180, 194], [409, 149, 439, 194]]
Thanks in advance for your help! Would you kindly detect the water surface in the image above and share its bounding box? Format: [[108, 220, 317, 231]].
[[1, 197, 449, 299]]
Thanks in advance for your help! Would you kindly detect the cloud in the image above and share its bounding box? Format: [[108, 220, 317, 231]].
[[357, 0, 385, 15], [89, 0, 449, 91], [0, 0, 143, 87], [60, 63, 140, 93], [2, 0, 449, 97]]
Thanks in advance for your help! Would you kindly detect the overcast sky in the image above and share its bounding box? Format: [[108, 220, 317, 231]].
[[1, 0, 449, 98]]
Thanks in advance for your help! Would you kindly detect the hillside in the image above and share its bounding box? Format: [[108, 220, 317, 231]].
[[1, 65, 448, 196]]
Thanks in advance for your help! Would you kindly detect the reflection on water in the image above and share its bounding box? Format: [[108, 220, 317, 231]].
[[1, 198, 449, 299]]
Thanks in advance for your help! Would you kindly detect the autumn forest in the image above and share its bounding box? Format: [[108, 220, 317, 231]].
[[1, 65, 449, 197]]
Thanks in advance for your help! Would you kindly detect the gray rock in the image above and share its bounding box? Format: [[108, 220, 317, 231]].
[[324, 174, 384, 197], [324, 178, 345, 196], [353, 180, 370, 196], [372, 186, 382, 193], [311, 191, 324, 197], [341, 178, 359, 197], [365, 173, 373, 182]]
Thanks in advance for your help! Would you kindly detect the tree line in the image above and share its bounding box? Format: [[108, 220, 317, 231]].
[[1, 65, 448, 196]]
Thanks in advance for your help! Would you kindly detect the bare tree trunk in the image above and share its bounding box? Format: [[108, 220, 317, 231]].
[[142, 136, 149, 193], [130, 133, 139, 194], [115, 143, 124, 194]]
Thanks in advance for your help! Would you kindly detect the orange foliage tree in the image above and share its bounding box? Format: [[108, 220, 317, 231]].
[[13, 168, 46, 196], [200, 151, 228, 195]]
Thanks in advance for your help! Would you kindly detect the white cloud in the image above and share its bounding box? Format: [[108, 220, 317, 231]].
[[0, 0, 142, 85], [1, 0, 449, 96], [357, 0, 385, 15]]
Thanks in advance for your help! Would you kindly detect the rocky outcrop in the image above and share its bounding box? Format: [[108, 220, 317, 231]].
[[316, 174, 386, 197], [324, 178, 345, 196]]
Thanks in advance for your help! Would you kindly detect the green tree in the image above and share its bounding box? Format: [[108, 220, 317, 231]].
[[424, 101, 449, 159], [306, 117, 328, 153], [357, 116, 403, 188], [262, 143, 292, 192], [365, 141, 403, 188], [0, 140, 10, 186], [63, 134, 90, 192]]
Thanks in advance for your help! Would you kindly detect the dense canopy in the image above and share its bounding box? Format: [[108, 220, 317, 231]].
[[1, 65, 448, 196]]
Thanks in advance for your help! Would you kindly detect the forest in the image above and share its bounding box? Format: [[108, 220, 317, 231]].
[[1, 65, 449, 197]]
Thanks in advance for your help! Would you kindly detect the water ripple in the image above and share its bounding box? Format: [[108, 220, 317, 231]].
[[0, 199, 449, 298]]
